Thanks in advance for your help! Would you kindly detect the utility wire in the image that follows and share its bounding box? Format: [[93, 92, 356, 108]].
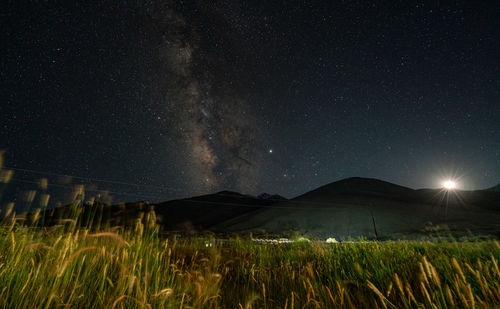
[[8, 177, 343, 210], [4, 166, 189, 193], [155, 197, 348, 211], [8, 178, 165, 201], [3, 166, 375, 209], [7, 177, 362, 211]]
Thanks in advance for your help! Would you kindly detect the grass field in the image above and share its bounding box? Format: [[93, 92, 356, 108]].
[[0, 157, 499, 308], [0, 208, 499, 309]]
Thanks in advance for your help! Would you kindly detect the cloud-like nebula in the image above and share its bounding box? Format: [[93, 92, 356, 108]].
[[147, 2, 262, 194]]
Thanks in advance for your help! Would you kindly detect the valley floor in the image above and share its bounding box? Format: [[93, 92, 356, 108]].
[[0, 220, 499, 308]]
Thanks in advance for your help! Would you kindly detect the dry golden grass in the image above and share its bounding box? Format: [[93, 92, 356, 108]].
[[0, 150, 498, 308], [0, 210, 498, 308]]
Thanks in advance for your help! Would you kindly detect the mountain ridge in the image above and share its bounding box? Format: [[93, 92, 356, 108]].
[[488, 184, 500, 192], [39, 177, 500, 239]]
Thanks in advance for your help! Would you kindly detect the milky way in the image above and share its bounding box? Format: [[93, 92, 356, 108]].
[[2, 1, 498, 202], [148, 2, 263, 193]]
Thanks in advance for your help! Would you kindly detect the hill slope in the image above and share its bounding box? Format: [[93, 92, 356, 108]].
[[41, 178, 500, 239], [42, 191, 283, 234], [489, 184, 500, 192], [215, 178, 500, 239]]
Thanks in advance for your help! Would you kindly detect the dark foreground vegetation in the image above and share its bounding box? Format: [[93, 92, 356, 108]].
[[0, 208, 499, 308], [0, 156, 499, 308]]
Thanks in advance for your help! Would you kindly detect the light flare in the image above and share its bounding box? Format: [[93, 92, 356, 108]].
[[442, 180, 456, 190]]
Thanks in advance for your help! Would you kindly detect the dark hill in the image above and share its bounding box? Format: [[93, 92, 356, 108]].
[[216, 178, 500, 239], [299, 177, 414, 197], [291, 177, 418, 206], [489, 184, 500, 192], [258, 193, 288, 201], [39, 177, 500, 239], [41, 190, 280, 234]]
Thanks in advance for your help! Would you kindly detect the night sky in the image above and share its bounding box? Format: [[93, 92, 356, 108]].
[[1, 1, 499, 202]]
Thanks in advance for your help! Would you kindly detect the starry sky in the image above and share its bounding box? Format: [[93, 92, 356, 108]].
[[1, 1, 499, 202]]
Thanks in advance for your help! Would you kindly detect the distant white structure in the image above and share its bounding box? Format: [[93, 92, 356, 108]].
[[326, 237, 338, 243], [252, 238, 293, 244]]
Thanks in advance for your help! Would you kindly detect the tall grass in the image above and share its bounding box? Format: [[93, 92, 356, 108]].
[[0, 212, 498, 308], [0, 154, 499, 308]]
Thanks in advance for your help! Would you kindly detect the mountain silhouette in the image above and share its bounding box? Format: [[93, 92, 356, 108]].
[[40, 177, 500, 239], [214, 178, 500, 239], [488, 184, 500, 192]]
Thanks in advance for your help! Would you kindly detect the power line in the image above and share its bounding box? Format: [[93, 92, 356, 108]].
[[3, 166, 367, 210], [8, 177, 344, 210], [7, 175, 348, 211], [157, 197, 343, 211], [8, 178, 165, 201], [4, 166, 299, 203], [4, 166, 190, 193]]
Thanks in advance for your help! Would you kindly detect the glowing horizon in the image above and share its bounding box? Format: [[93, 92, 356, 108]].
[[443, 180, 457, 190]]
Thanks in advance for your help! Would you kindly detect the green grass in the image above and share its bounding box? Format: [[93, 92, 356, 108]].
[[0, 212, 498, 308], [0, 157, 499, 308]]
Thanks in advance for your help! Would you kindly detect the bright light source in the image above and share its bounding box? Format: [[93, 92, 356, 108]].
[[443, 180, 456, 190]]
